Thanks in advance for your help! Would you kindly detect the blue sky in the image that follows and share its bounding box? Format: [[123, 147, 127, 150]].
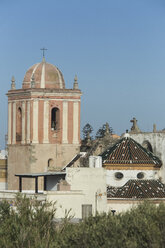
[[0, 0, 165, 148]]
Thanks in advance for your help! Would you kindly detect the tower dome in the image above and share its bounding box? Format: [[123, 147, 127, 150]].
[[22, 59, 65, 89]]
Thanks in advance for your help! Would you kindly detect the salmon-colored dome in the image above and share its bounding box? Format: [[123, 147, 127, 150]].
[[22, 59, 65, 89]]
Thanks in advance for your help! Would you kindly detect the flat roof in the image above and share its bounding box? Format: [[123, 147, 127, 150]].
[[15, 171, 66, 178]]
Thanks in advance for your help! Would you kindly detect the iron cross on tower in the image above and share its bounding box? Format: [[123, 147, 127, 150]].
[[40, 47, 48, 58]]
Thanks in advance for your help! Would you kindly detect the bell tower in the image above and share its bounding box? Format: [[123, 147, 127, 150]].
[[7, 57, 82, 190]]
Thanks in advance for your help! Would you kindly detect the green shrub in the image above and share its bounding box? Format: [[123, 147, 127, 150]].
[[0, 195, 164, 248], [0, 194, 56, 248]]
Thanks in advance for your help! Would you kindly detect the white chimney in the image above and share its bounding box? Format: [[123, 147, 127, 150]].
[[89, 156, 102, 168]]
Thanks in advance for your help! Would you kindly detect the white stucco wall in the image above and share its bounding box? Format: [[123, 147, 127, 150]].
[[46, 168, 107, 218], [129, 133, 165, 182], [47, 191, 84, 218], [106, 169, 159, 187], [66, 168, 107, 214]]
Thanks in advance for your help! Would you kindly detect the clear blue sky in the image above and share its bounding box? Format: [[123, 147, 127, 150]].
[[0, 0, 165, 148]]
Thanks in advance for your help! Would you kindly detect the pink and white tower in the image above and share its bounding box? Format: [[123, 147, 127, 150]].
[[7, 56, 82, 190]]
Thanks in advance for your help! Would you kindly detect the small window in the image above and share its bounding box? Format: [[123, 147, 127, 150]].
[[51, 107, 60, 130], [115, 172, 124, 180], [137, 172, 144, 179]]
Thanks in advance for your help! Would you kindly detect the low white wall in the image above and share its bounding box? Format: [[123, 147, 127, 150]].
[[47, 191, 84, 218], [0, 182, 7, 190], [0, 191, 46, 202], [107, 198, 165, 213], [107, 200, 137, 213]]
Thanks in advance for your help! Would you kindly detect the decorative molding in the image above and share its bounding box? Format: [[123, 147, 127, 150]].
[[8, 102, 12, 144], [73, 102, 79, 144], [21, 101, 26, 144], [32, 100, 38, 143], [12, 102, 16, 144], [43, 100, 49, 143], [26, 101, 30, 143]]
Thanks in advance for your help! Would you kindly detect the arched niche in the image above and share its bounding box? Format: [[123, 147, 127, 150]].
[[48, 158, 54, 169]]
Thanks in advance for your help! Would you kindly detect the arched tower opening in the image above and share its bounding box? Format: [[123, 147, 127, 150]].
[[51, 107, 60, 130], [16, 107, 22, 142]]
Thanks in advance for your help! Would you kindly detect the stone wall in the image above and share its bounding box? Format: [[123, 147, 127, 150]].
[[8, 143, 80, 190]]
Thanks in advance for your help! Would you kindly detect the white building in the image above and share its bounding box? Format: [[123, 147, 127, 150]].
[[1, 135, 165, 218], [14, 167, 107, 219], [99, 132, 165, 213]]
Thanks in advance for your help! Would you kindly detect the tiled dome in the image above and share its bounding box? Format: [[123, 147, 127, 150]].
[[22, 59, 65, 89], [101, 137, 162, 167]]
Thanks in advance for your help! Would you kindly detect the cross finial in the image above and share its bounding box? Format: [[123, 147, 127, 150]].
[[40, 47, 47, 58], [130, 117, 141, 133]]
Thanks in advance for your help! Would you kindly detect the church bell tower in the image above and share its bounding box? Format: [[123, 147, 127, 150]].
[[7, 55, 82, 190]]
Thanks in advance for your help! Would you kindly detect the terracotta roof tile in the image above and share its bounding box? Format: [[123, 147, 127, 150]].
[[107, 180, 165, 199], [101, 137, 162, 167]]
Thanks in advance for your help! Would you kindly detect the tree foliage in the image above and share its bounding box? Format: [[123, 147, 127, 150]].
[[82, 123, 93, 139], [95, 123, 113, 139], [1, 196, 165, 248]]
